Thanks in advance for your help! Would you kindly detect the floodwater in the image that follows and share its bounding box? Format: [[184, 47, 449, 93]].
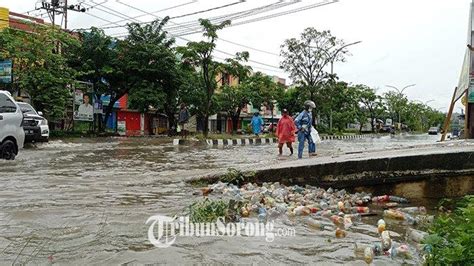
[[0, 134, 453, 264]]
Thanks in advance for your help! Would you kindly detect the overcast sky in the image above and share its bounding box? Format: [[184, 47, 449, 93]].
[[1, 0, 472, 112]]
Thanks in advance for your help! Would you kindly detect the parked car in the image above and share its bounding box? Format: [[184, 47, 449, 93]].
[[428, 127, 439, 135], [0, 90, 25, 160], [17, 102, 49, 142]]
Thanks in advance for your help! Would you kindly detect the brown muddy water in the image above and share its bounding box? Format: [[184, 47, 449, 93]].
[[0, 135, 467, 264]]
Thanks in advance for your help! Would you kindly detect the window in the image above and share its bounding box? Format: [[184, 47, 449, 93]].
[[0, 94, 17, 113]]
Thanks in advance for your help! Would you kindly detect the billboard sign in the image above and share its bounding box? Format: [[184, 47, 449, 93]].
[[469, 85, 474, 103], [73, 89, 94, 121], [456, 49, 471, 101], [0, 60, 12, 84]]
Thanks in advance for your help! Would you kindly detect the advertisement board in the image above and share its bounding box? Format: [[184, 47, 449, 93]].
[[469, 85, 474, 103], [73, 89, 94, 121], [0, 60, 12, 84], [456, 49, 471, 101]]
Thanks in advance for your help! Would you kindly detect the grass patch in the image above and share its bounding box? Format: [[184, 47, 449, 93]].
[[422, 195, 474, 265], [188, 199, 242, 223], [219, 168, 255, 185]]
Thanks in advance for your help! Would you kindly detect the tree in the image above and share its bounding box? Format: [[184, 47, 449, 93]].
[[124, 17, 181, 129], [278, 87, 304, 116], [73, 17, 177, 131], [280, 28, 348, 101], [354, 85, 385, 132], [68, 27, 117, 130], [216, 84, 252, 134], [0, 25, 79, 121], [177, 19, 231, 137], [384, 91, 409, 127], [215, 52, 252, 134]]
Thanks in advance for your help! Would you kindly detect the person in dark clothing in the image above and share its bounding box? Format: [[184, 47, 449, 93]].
[[178, 103, 190, 138]]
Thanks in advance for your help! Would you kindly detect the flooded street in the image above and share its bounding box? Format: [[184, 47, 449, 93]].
[[0, 134, 446, 264]]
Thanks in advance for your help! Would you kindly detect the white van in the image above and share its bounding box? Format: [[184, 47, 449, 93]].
[[0, 91, 25, 160]]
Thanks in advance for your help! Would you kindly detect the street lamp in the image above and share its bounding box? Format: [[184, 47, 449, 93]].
[[385, 84, 416, 127], [413, 99, 435, 106], [413, 99, 434, 131]]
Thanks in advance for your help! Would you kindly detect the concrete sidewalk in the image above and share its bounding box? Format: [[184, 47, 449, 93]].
[[190, 140, 474, 189]]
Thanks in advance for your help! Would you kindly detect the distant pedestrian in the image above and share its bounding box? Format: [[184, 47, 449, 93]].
[[294, 100, 316, 159], [250, 112, 264, 137], [178, 103, 190, 138], [276, 109, 295, 156]]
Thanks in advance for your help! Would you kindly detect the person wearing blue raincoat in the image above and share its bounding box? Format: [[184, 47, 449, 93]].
[[250, 112, 264, 136], [294, 100, 316, 159]]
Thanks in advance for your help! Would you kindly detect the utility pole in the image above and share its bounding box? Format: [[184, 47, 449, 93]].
[[38, 0, 85, 30]]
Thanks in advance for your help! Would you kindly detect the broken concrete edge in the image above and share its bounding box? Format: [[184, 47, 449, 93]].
[[186, 150, 474, 190], [174, 134, 382, 146]]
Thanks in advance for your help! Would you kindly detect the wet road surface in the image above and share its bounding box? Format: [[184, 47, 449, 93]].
[[0, 134, 444, 264]]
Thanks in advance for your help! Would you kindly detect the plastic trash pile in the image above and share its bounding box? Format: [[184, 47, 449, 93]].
[[200, 181, 434, 264]]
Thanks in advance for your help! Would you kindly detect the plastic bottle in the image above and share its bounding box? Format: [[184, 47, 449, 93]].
[[320, 200, 329, 210], [398, 206, 427, 215], [258, 207, 267, 223], [381, 230, 392, 251], [354, 243, 370, 257], [330, 215, 344, 226], [355, 243, 382, 258], [383, 209, 405, 220], [385, 202, 398, 208], [403, 213, 418, 225], [344, 213, 362, 223], [351, 206, 370, 214], [335, 228, 347, 238], [388, 195, 409, 204], [364, 246, 374, 264], [407, 228, 428, 243], [320, 209, 333, 217], [337, 201, 345, 212], [390, 244, 411, 259], [241, 207, 249, 217], [343, 215, 353, 229], [372, 195, 390, 202], [305, 217, 325, 230], [362, 195, 372, 204], [377, 219, 386, 234], [344, 201, 352, 212], [293, 206, 311, 216], [293, 185, 304, 194]]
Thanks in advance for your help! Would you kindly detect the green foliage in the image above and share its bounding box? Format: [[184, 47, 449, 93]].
[[189, 198, 229, 223], [177, 19, 231, 137], [127, 81, 165, 113], [423, 196, 474, 265], [278, 87, 304, 116], [0, 25, 79, 120], [219, 168, 256, 185]]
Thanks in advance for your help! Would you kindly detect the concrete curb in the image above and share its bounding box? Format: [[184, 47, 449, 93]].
[[320, 134, 379, 141], [173, 134, 381, 146], [204, 138, 277, 146]]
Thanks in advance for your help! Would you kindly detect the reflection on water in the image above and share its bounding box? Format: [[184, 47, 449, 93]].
[[0, 134, 460, 264]]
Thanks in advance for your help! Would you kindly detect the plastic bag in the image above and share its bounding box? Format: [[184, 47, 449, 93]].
[[177, 124, 182, 133], [310, 126, 322, 144]]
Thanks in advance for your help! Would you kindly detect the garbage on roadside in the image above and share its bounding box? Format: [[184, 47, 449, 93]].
[[196, 181, 432, 264]]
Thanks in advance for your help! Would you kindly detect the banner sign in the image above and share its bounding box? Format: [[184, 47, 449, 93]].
[[0, 60, 12, 84], [456, 49, 470, 101], [469, 85, 474, 103], [73, 89, 94, 121]]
